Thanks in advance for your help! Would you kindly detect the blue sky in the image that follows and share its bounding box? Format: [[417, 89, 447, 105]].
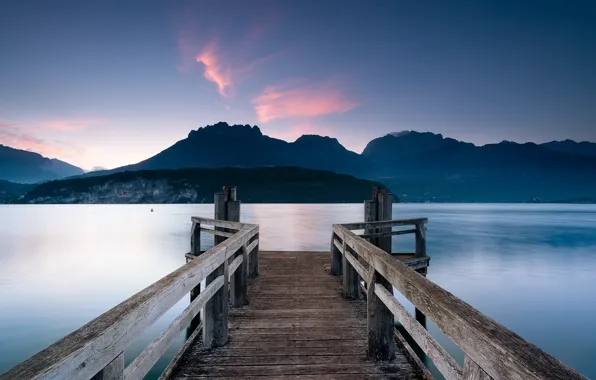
[[1, 0, 594, 169]]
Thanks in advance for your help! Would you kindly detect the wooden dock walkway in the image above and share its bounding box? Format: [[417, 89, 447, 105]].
[[168, 251, 423, 379], [0, 187, 588, 380]]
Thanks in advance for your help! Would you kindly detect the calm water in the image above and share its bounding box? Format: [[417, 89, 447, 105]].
[[1, 204, 595, 378]]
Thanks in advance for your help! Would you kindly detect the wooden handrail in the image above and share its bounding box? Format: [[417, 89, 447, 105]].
[[340, 217, 428, 231], [333, 223, 587, 380], [0, 218, 258, 380]]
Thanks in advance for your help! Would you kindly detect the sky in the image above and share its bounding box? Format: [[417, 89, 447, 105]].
[[0, 0, 595, 170]]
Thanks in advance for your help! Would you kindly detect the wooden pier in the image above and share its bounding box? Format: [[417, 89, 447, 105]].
[[0, 187, 588, 380]]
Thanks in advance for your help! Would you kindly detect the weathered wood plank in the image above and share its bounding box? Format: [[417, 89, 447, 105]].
[[463, 355, 492, 380], [248, 233, 259, 278], [227, 254, 243, 282], [340, 218, 429, 231], [331, 233, 342, 276], [169, 251, 422, 380], [190, 222, 200, 256], [335, 224, 587, 380], [344, 249, 369, 281], [366, 270, 395, 361], [203, 265, 229, 348], [394, 329, 435, 380], [342, 241, 359, 299], [190, 217, 249, 231], [375, 285, 462, 380], [0, 241, 234, 380], [124, 277, 223, 380], [158, 322, 203, 380], [415, 222, 427, 258], [199, 227, 234, 238], [174, 363, 415, 377], [230, 246, 248, 307], [360, 228, 416, 239], [171, 375, 402, 380]]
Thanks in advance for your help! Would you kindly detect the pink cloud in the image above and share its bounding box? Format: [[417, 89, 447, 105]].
[[195, 41, 234, 98], [0, 122, 68, 158], [174, 7, 283, 99], [252, 80, 358, 123], [42, 118, 102, 131]]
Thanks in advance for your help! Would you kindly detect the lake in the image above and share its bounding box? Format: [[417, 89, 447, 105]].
[[1, 204, 595, 378]]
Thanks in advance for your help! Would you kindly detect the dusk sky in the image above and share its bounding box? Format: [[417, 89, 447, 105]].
[[1, 0, 595, 170]]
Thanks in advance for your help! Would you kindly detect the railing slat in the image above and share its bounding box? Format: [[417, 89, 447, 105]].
[[463, 355, 492, 380], [344, 249, 368, 281], [374, 284, 462, 380], [360, 228, 416, 239], [191, 216, 252, 231], [200, 227, 235, 238], [341, 218, 428, 231], [334, 223, 587, 380], [0, 218, 258, 380], [124, 276, 224, 380], [228, 254, 244, 281]]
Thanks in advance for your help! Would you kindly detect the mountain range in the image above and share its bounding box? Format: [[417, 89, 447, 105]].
[[1, 122, 595, 202], [0, 144, 84, 183]]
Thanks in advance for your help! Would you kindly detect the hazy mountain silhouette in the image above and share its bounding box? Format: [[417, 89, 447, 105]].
[[363, 131, 596, 201], [0, 145, 85, 183], [541, 140, 596, 158], [38, 124, 596, 202], [90, 122, 367, 177]]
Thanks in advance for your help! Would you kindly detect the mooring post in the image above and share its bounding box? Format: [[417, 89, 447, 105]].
[[203, 186, 238, 347], [365, 187, 395, 360], [248, 232, 259, 278], [204, 259, 229, 348], [414, 220, 428, 329], [214, 187, 246, 307], [188, 220, 202, 334]]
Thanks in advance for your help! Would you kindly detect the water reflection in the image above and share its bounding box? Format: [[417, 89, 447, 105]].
[[0, 204, 595, 378]]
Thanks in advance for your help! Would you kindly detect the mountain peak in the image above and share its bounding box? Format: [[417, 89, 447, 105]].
[[188, 122, 263, 139], [295, 134, 340, 144], [389, 130, 444, 139]]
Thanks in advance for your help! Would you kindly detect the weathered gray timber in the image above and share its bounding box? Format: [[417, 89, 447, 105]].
[[0, 214, 258, 380], [333, 221, 588, 380], [168, 251, 424, 379]]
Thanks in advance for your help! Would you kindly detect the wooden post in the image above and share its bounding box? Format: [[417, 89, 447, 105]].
[[188, 221, 202, 335], [363, 200, 376, 246], [366, 270, 395, 361], [414, 221, 428, 327], [364, 188, 392, 253], [231, 246, 248, 307], [330, 231, 342, 276], [91, 352, 124, 380], [213, 186, 247, 307], [342, 241, 359, 299], [203, 260, 229, 348], [248, 232, 259, 278], [365, 187, 395, 361]]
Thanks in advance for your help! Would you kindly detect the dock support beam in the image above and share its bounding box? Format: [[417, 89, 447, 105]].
[[365, 187, 395, 360], [214, 187, 247, 307], [204, 259, 229, 348], [331, 231, 342, 276]]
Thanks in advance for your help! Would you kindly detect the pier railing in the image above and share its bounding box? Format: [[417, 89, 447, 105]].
[[0, 217, 259, 380], [332, 219, 586, 380]]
